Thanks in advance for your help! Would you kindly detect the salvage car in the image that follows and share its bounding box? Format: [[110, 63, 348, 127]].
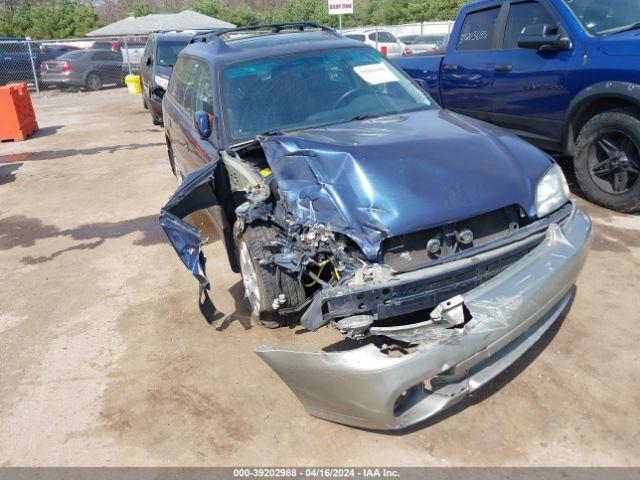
[[159, 23, 592, 430]]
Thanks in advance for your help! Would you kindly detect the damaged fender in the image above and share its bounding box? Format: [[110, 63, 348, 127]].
[[159, 161, 219, 291], [255, 206, 592, 430]]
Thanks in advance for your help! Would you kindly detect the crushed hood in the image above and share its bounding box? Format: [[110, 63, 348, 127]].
[[260, 109, 551, 260]]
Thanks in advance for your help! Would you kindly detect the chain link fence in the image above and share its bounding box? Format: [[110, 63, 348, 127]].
[[0, 35, 147, 95]]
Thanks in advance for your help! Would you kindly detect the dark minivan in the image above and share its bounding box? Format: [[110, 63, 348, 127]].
[[140, 32, 193, 125]]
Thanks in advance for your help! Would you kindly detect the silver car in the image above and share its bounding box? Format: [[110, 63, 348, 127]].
[[409, 34, 449, 54], [40, 49, 125, 91]]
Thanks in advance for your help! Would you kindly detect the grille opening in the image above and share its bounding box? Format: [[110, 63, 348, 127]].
[[382, 205, 528, 272]]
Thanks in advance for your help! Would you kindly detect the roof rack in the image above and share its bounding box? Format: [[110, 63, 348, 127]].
[[189, 22, 337, 44]]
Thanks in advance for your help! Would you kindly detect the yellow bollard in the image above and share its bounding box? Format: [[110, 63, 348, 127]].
[[125, 74, 142, 94]]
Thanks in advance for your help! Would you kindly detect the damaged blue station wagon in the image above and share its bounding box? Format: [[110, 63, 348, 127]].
[[160, 23, 592, 430]]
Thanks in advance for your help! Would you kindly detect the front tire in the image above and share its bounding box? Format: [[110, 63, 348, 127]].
[[237, 223, 306, 328], [85, 73, 103, 91], [574, 109, 640, 212]]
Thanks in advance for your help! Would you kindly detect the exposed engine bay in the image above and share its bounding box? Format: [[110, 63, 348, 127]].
[[162, 135, 573, 345]]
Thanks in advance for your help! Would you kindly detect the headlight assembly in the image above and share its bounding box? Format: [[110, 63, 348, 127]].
[[154, 75, 169, 90], [536, 163, 570, 217]]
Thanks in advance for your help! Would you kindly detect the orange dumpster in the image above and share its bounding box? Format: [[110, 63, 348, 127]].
[[0, 83, 38, 142]]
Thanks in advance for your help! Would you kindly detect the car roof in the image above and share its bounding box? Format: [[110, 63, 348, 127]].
[[154, 32, 194, 42], [182, 29, 364, 68]]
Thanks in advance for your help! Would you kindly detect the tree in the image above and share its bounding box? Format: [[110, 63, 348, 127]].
[[131, 0, 152, 17], [280, 0, 335, 27], [0, 0, 99, 39], [405, 0, 468, 22]]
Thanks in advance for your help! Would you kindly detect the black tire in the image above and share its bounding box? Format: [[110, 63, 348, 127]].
[[85, 72, 102, 91], [574, 108, 640, 212], [237, 223, 306, 328], [167, 141, 176, 176], [152, 116, 163, 126]]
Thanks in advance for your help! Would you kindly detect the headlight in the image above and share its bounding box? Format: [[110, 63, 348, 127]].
[[536, 163, 570, 217], [154, 75, 169, 90]]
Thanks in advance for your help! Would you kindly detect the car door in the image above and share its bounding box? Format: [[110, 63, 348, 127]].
[[440, 4, 502, 118], [489, 0, 572, 147], [107, 51, 123, 83], [188, 63, 218, 169], [140, 37, 152, 95], [90, 51, 110, 81], [165, 56, 206, 179]]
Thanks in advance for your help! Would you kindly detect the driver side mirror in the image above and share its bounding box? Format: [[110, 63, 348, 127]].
[[194, 111, 212, 139], [145, 56, 152, 66], [517, 24, 571, 51]]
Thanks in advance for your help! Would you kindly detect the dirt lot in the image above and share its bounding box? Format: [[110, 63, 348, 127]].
[[0, 89, 639, 467]]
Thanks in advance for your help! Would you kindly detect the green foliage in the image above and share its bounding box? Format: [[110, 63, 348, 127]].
[[0, 0, 99, 39], [0, 0, 470, 40], [405, 0, 467, 22], [131, 0, 153, 17]]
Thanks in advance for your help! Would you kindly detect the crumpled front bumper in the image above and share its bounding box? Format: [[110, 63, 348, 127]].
[[255, 206, 592, 430]]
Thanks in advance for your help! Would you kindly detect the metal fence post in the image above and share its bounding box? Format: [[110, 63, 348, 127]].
[[25, 38, 40, 94], [123, 36, 132, 75]]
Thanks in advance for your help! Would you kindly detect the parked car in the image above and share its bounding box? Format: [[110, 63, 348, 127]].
[[40, 49, 125, 91], [0, 37, 52, 86], [395, 0, 640, 212], [398, 34, 419, 44], [92, 38, 146, 73], [343, 29, 409, 56], [159, 22, 592, 430], [409, 33, 449, 53], [140, 32, 193, 125]]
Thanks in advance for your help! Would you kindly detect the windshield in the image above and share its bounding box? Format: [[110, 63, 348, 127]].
[[221, 47, 434, 143], [564, 0, 640, 34], [156, 40, 188, 66]]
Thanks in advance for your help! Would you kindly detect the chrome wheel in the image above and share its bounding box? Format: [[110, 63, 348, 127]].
[[238, 240, 261, 316]]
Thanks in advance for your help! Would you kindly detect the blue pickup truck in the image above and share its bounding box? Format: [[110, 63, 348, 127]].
[[395, 0, 640, 212]]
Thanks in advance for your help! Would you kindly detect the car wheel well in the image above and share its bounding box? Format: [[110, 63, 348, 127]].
[[566, 97, 640, 155]]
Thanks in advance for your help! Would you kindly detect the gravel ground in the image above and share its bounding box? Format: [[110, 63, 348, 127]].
[[0, 89, 639, 466]]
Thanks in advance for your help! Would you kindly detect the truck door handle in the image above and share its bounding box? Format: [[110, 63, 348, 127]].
[[443, 64, 458, 72], [494, 64, 513, 72]]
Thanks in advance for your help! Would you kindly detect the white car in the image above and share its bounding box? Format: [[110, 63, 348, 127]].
[[344, 29, 408, 57]]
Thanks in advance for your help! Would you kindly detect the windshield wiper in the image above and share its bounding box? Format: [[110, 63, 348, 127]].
[[349, 112, 390, 121], [259, 130, 283, 136], [604, 22, 640, 35]]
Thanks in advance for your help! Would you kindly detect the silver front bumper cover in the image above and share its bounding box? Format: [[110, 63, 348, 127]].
[[255, 206, 592, 430]]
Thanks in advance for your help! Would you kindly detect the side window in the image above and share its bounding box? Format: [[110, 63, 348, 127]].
[[168, 56, 187, 101], [367, 32, 396, 42], [182, 58, 204, 114], [194, 66, 213, 115], [377, 32, 397, 42], [503, 1, 556, 49], [457, 7, 501, 51], [91, 51, 110, 61]]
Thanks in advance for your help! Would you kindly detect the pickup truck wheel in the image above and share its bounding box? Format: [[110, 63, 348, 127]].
[[85, 73, 102, 91], [237, 223, 306, 328], [574, 109, 640, 212]]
